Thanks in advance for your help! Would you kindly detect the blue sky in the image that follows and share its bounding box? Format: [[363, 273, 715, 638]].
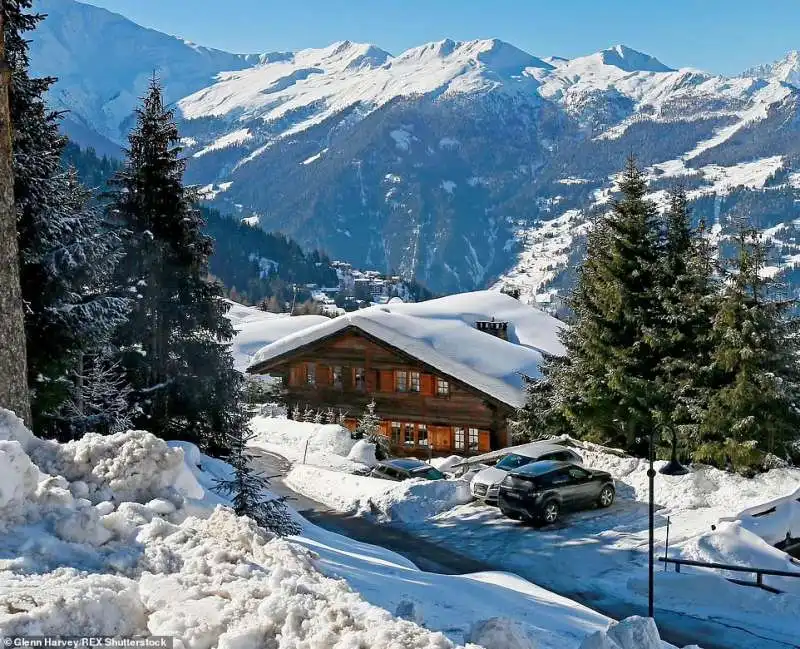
[[82, 0, 798, 75]]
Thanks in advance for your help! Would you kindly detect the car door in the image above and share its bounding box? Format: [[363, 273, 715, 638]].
[[565, 466, 596, 505], [547, 468, 577, 507]]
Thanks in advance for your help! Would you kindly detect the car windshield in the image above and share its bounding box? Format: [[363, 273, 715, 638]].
[[413, 467, 444, 480], [496, 453, 533, 470]]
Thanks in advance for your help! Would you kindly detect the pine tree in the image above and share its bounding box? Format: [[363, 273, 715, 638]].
[[60, 353, 133, 437], [697, 226, 800, 471], [355, 399, 389, 460], [554, 157, 663, 453], [108, 78, 244, 453], [651, 188, 717, 462], [0, 4, 30, 424], [6, 1, 127, 433], [213, 423, 300, 536]]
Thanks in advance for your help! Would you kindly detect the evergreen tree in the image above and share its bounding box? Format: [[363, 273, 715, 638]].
[[651, 188, 717, 462], [697, 226, 800, 470], [60, 353, 133, 437], [355, 399, 389, 460], [6, 0, 127, 433], [554, 157, 663, 453], [108, 78, 244, 453], [213, 424, 300, 536]]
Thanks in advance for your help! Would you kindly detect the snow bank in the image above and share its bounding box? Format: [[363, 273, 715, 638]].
[[467, 618, 535, 649], [348, 439, 378, 467], [0, 409, 471, 648], [287, 465, 472, 522], [580, 617, 665, 649], [248, 416, 372, 472]]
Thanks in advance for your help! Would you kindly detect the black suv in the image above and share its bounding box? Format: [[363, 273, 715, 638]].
[[498, 461, 615, 525], [370, 458, 445, 482]]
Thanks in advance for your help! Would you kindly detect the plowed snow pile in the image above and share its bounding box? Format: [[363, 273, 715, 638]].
[[0, 409, 467, 648]]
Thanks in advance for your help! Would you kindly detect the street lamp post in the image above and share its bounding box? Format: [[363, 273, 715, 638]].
[[647, 429, 655, 619]]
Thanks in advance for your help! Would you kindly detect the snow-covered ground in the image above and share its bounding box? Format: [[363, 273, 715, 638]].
[[279, 427, 800, 648], [0, 408, 695, 649], [286, 465, 472, 523]]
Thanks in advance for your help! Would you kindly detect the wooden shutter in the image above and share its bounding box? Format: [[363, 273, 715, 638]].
[[289, 364, 303, 387], [316, 364, 330, 386], [478, 430, 491, 452], [420, 374, 434, 396], [380, 370, 394, 392], [429, 425, 451, 450], [366, 369, 377, 392]]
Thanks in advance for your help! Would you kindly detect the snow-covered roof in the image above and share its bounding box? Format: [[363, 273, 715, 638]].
[[224, 301, 330, 372], [248, 290, 566, 408]]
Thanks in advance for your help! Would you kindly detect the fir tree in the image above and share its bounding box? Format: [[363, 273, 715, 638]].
[[651, 188, 717, 462], [60, 353, 133, 437], [108, 78, 244, 453], [355, 399, 389, 460], [213, 424, 300, 536], [6, 1, 127, 433], [697, 226, 800, 470], [555, 157, 663, 453]]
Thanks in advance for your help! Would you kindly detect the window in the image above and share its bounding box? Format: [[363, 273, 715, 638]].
[[417, 423, 428, 447], [404, 423, 415, 446], [409, 371, 421, 393], [496, 453, 532, 471], [331, 366, 343, 389], [353, 367, 366, 391], [305, 363, 316, 386], [436, 377, 450, 396], [468, 427, 479, 451], [391, 422, 402, 446], [568, 467, 590, 481], [454, 427, 465, 451], [395, 371, 408, 392]]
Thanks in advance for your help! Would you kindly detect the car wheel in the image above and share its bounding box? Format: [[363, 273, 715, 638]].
[[598, 485, 615, 508], [541, 500, 560, 525]]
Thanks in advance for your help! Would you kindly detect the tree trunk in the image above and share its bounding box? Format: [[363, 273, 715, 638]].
[[0, 9, 31, 424]]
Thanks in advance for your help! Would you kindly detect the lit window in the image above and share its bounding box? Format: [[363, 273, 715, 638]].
[[391, 422, 402, 446], [354, 367, 366, 391], [395, 371, 407, 392], [409, 371, 421, 393], [436, 377, 449, 396], [332, 366, 343, 389], [404, 423, 415, 446], [417, 424, 428, 447], [306, 363, 316, 386], [468, 427, 479, 451], [454, 427, 465, 451]]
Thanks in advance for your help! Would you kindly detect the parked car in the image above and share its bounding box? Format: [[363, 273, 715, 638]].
[[497, 460, 615, 525], [370, 458, 445, 482], [470, 442, 583, 504]]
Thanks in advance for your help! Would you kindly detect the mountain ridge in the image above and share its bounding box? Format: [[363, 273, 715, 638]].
[[31, 0, 800, 301]]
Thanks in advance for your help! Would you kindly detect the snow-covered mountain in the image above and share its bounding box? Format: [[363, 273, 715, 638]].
[[30, 0, 800, 299]]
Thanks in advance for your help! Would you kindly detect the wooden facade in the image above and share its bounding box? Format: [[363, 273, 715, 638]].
[[248, 326, 513, 457]]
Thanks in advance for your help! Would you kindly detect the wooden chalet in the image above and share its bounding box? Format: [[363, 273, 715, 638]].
[[246, 291, 565, 458]]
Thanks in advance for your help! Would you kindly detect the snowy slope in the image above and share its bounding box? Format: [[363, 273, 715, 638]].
[[29, 0, 257, 145], [28, 0, 800, 298]]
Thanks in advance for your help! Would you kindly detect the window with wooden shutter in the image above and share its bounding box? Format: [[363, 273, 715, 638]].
[[305, 363, 316, 386], [316, 364, 330, 386], [420, 374, 434, 396], [478, 430, 491, 452], [430, 425, 451, 449], [380, 370, 394, 392]]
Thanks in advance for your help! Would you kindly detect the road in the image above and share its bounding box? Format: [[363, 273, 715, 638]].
[[250, 450, 799, 649]]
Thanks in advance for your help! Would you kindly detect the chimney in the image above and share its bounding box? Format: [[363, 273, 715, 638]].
[[475, 317, 509, 341]]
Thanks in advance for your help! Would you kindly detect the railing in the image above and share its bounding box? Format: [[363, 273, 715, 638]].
[[660, 557, 800, 594]]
